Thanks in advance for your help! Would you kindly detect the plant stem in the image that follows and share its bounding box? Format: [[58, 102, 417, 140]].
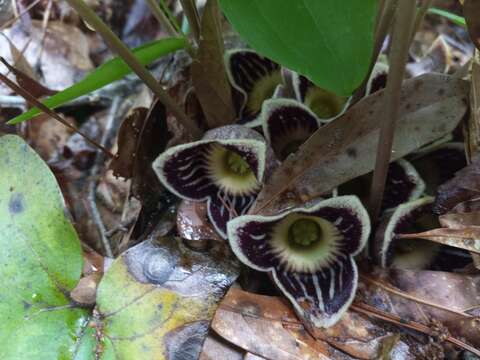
[[159, 0, 182, 34], [180, 0, 201, 43], [368, 0, 417, 220], [145, 0, 178, 37], [352, 0, 397, 102], [65, 0, 202, 139], [410, 0, 434, 43], [0, 59, 115, 159]]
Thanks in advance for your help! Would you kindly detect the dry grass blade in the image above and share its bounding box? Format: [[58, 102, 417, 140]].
[[351, 302, 480, 357], [251, 74, 469, 215], [191, 0, 236, 128], [0, 58, 114, 159], [180, 0, 201, 43]]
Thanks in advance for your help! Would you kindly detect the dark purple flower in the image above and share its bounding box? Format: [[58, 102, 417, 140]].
[[382, 159, 425, 212], [261, 99, 324, 160], [292, 73, 351, 121], [227, 196, 370, 328], [153, 126, 267, 238], [225, 49, 283, 126], [373, 197, 439, 269]]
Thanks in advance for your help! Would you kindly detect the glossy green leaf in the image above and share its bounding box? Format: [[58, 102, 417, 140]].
[[219, 0, 377, 96], [94, 237, 238, 359], [0, 135, 90, 360], [8, 37, 188, 125]]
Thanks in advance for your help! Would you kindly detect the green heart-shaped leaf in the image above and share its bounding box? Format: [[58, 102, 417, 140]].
[[219, 0, 377, 96], [0, 135, 89, 359]]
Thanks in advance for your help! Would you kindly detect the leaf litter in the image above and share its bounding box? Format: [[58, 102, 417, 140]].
[[1, 1, 480, 359]]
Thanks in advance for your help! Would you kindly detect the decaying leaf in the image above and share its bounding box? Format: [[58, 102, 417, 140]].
[[110, 107, 149, 179], [434, 157, 480, 214], [0, 55, 56, 99], [361, 269, 480, 350], [252, 74, 469, 215], [211, 288, 334, 360], [212, 288, 420, 360], [397, 210, 480, 255], [94, 234, 239, 359], [191, 0, 236, 128]]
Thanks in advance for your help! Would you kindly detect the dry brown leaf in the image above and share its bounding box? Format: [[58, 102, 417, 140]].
[[110, 107, 149, 179], [362, 269, 480, 349], [252, 74, 469, 215], [199, 332, 244, 360], [191, 0, 236, 128], [434, 158, 480, 214], [212, 288, 334, 360]]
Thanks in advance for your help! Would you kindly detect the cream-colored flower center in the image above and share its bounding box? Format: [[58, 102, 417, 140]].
[[246, 71, 282, 115], [305, 87, 348, 119], [270, 214, 343, 273], [206, 144, 259, 196]]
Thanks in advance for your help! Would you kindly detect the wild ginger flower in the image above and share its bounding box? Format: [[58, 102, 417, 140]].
[[153, 125, 274, 238], [226, 49, 282, 126], [292, 73, 351, 121], [261, 98, 325, 160], [227, 196, 370, 328]]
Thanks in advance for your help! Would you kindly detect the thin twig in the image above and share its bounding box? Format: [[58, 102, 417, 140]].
[[351, 302, 480, 357], [0, 0, 41, 30], [145, 0, 178, 37], [87, 97, 123, 258], [361, 274, 474, 318], [0, 58, 115, 159], [159, 0, 182, 34], [352, 0, 398, 103], [368, 0, 417, 220], [179, 0, 201, 43], [410, 0, 434, 44], [65, 0, 202, 139]]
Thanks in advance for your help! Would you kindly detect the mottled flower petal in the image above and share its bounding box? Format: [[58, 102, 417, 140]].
[[374, 197, 439, 268], [382, 159, 425, 212], [153, 139, 266, 202], [227, 196, 370, 327], [262, 99, 322, 160], [273, 255, 357, 328], [293, 73, 350, 121], [226, 49, 282, 126], [208, 191, 256, 239]]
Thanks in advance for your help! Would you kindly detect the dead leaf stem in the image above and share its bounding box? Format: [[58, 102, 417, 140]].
[[369, 0, 417, 220], [180, 0, 201, 44], [65, 0, 202, 139], [145, 0, 179, 37]]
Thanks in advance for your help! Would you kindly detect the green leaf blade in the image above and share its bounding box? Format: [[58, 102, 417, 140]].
[[219, 0, 377, 96], [0, 135, 89, 360], [8, 37, 188, 125]]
